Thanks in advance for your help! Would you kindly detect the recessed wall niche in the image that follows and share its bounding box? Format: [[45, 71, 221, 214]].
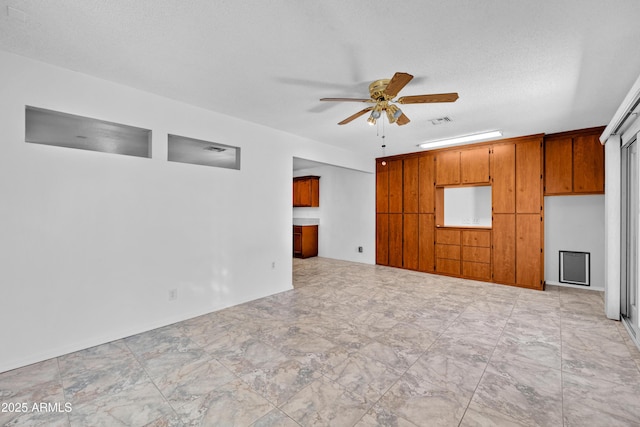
[[25, 106, 151, 158], [167, 134, 240, 170]]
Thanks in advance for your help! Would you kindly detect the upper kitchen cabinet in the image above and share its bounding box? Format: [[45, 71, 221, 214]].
[[460, 147, 490, 184], [544, 127, 605, 195], [436, 147, 490, 186], [293, 175, 320, 207]]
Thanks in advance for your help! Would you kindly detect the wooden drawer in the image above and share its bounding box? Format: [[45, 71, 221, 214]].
[[463, 261, 491, 280], [436, 229, 461, 245], [436, 258, 461, 275], [462, 230, 491, 247], [436, 244, 460, 260], [462, 246, 491, 263]]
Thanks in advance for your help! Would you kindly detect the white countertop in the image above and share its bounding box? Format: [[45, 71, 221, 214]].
[[293, 218, 319, 226]]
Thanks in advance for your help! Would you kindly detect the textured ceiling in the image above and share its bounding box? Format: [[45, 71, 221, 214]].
[[2, 0, 640, 157]]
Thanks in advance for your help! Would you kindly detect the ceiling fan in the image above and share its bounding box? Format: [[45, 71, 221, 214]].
[[320, 72, 458, 126]]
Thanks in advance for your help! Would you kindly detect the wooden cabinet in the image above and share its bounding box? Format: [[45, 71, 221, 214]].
[[436, 148, 490, 186], [516, 214, 543, 289], [418, 214, 435, 272], [516, 139, 543, 214], [544, 127, 605, 195], [461, 230, 491, 281], [403, 214, 419, 269], [492, 214, 516, 284], [435, 229, 461, 275], [293, 225, 318, 258], [491, 143, 516, 214], [418, 154, 435, 213], [403, 157, 419, 213], [376, 131, 550, 291], [293, 176, 320, 207], [461, 147, 490, 184], [436, 151, 461, 185]]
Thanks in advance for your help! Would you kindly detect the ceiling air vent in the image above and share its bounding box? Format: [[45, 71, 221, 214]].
[[430, 116, 452, 125]]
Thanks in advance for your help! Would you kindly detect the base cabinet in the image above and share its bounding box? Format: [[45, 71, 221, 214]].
[[293, 225, 318, 258]]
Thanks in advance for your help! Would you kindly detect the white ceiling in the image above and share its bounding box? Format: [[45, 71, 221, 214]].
[[2, 1, 640, 157]]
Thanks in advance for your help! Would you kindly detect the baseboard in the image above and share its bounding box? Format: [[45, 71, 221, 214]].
[[545, 280, 604, 291]]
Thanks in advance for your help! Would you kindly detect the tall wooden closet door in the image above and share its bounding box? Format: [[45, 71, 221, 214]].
[[376, 160, 389, 213], [492, 214, 516, 284], [388, 160, 403, 213], [403, 158, 419, 214], [516, 139, 543, 214], [492, 144, 515, 213], [418, 154, 435, 213], [389, 214, 403, 267], [516, 214, 542, 289], [376, 214, 389, 265], [418, 214, 435, 272], [403, 214, 419, 270]]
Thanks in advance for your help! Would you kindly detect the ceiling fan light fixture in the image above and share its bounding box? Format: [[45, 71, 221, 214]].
[[418, 130, 503, 149], [385, 108, 397, 124], [393, 107, 403, 119], [367, 116, 377, 126]]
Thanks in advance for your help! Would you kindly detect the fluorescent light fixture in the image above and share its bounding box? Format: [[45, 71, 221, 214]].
[[418, 130, 503, 149]]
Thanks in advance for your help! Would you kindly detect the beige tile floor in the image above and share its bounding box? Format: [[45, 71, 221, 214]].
[[2, 257, 640, 426]]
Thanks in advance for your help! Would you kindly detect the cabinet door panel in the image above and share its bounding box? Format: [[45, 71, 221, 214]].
[[376, 160, 389, 213], [403, 158, 419, 213], [463, 262, 491, 281], [492, 144, 515, 213], [461, 147, 490, 184], [376, 214, 389, 265], [418, 154, 435, 213], [389, 214, 403, 267], [462, 246, 491, 263], [516, 140, 542, 214], [388, 160, 403, 213], [462, 230, 491, 247], [418, 214, 435, 272], [544, 137, 572, 194], [436, 151, 460, 185], [403, 214, 419, 270], [436, 258, 461, 275], [493, 214, 516, 284], [435, 229, 461, 245], [573, 134, 605, 193], [516, 214, 542, 289], [436, 244, 461, 260], [299, 179, 312, 206]]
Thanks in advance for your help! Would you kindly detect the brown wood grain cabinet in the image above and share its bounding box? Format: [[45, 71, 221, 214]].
[[293, 176, 320, 207], [516, 139, 543, 214], [293, 225, 318, 258], [573, 134, 604, 193], [388, 214, 403, 267], [376, 131, 551, 290], [418, 154, 435, 213], [544, 137, 573, 194], [403, 157, 419, 213], [403, 214, 419, 269], [418, 214, 435, 272], [436, 151, 460, 185], [544, 127, 605, 195], [388, 159, 403, 213], [376, 214, 389, 265], [461, 147, 490, 184], [492, 214, 516, 284], [516, 214, 543, 289], [491, 144, 516, 213], [376, 160, 389, 213]]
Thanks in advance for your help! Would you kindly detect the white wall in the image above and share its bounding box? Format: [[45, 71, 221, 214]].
[[544, 195, 605, 289], [293, 165, 375, 264], [0, 51, 374, 373]]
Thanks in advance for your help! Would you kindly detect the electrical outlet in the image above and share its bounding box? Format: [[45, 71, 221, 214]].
[[358, 246, 363, 253], [168, 289, 177, 301]]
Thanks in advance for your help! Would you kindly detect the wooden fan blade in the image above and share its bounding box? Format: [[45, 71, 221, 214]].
[[397, 93, 459, 104], [383, 72, 414, 98], [396, 113, 410, 126], [338, 107, 373, 125], [320, 98, 373, 102]]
